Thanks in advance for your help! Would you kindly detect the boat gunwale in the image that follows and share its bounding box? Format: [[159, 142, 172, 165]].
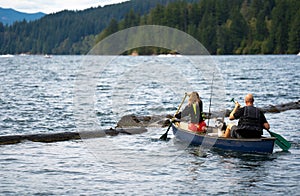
[[172, 124, 276, 142]]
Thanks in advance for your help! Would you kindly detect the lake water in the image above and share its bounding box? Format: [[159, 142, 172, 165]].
[[0, 55, 299, 195]]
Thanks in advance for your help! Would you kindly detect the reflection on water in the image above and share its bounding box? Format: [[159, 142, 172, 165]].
[[186, 147, 280, 194]]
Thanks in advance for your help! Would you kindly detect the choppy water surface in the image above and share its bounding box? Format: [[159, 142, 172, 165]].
[[0, 55, 299, 195]]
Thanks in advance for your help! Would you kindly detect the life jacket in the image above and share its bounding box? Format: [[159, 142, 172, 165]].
[[176, 101, 204, 123], [237, 106, 263, 137], [190, 102, 203, 123]]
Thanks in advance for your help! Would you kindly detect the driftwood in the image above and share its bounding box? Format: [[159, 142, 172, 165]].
[[224, 100, 300, 116], [259, 100, 300, 113], [1, 100, 298, 146], [118, 100, 300, 128], [0, 128, 147, 145], [116, 114, 172, 128]]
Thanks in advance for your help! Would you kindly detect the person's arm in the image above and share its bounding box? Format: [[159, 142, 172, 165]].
[[199, 100, 203, 113], [260, 112, 270, 130], [229, 102, 241, 120], [175, 105, 189, 119], [199, 101, 204, 120], [180, 105, 190, 118], [263, 122, 270, 130]]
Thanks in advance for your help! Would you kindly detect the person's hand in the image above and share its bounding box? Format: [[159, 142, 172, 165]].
[[174, 113, 181, 119], [235, 101, 241, 108]]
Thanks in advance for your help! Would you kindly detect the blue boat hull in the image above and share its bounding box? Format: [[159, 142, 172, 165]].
[[172, 124, 275, 154]]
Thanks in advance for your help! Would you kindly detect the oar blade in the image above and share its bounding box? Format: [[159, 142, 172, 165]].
[[159, 132, 168, 141], [159, 123, 172, 141], [268, 130, 291, 151]]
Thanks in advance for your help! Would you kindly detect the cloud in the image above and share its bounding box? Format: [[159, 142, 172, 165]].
[[0, 0, 129, 14]]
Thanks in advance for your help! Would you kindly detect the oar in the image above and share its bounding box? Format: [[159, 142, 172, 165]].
[[266, 130, 291, 151], [160, 93, 188, 140], [230, 98, 235, 103], [159, 120, 173, 141], [230, 98, 291, 151]]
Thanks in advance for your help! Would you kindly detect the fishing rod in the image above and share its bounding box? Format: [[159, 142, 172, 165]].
[[207, 72, 214, 127]]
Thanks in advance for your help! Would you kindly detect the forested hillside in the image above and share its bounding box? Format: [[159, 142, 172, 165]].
[[0, 0, 299, 55], [0, 0, 196, 54], [97, 0, 300, 55]]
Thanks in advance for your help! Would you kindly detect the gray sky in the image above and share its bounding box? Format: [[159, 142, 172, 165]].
[[0, 0, 129, 14]]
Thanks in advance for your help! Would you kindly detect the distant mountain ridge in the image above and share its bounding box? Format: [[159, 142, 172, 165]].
[[0, 7, 45, 25], [0, 0, 198, 55], [2, 0, 298, 55]]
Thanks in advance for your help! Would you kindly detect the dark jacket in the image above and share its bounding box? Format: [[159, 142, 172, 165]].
[[234, 106, 268, 137], [175, 100, 204, 123]]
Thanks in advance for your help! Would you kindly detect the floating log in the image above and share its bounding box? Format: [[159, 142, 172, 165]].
[[117, 114, 172, 128], [117, 100, 300, 128], [1, 100, 298, 145], [260, 100, 300, 113], [0, 127, 147, 145]]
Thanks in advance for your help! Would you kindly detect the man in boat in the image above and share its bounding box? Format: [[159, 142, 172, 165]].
[[224, 93, 270, 138], [175, 92, 207, 133]]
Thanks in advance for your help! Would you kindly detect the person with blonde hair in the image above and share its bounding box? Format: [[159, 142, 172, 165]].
[[175, 92, 207, 133], [224, 93, 270, 138]]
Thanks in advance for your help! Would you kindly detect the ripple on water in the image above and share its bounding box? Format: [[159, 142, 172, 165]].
[[0, 55, 299, 195]]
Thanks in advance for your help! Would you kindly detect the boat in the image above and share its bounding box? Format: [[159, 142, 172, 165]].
[[0, 54, 14, 58], [157, 54, 182, 57], [171, 122, 276, 154], [44, 54, 52, 58]]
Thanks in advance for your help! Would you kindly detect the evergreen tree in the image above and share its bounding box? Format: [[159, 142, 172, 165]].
[[287, 5, 300, 53], [0, 0, 299, 55], [229, 7, 248, 53], [270, 0, 289, 54]]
